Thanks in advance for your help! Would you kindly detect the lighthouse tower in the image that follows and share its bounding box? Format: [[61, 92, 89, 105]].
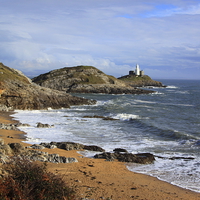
[[135, 64, 140, 76]]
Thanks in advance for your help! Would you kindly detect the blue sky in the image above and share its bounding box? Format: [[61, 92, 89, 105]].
[[0, 0, 200, 79]]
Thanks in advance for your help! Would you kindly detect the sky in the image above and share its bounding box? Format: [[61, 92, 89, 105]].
[[0, 0, 200, 80]]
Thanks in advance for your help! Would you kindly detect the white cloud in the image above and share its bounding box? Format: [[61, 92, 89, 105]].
[[0, 0, 200, 79]]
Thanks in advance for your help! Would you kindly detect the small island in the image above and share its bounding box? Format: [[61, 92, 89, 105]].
[[118, 64, 164, 87]]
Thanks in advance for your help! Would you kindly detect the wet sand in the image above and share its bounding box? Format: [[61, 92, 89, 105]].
[[0, 111, 200, 200]]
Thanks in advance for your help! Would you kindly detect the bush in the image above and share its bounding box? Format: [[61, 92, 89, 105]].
[[0, 157, 77, 200]]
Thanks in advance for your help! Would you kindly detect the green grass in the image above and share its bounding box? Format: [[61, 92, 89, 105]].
[[0, 63, 30, 84], [119, 75, 152, 82]]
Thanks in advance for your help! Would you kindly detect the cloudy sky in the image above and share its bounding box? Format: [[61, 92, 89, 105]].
[[1, 0, 200, 79]]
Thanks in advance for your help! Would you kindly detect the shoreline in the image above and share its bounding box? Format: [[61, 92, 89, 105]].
[[0, 111, 200, 200]]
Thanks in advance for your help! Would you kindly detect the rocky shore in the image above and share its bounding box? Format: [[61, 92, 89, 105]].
[[0, 63, 95, 110], [0, 112, 200, 199], [32, 65, 156, 94]]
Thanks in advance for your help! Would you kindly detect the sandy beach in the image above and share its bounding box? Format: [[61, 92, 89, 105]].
[[0, 111, 200, 200]]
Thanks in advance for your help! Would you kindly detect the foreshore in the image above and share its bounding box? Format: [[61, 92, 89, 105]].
[[0, 111, 200, 200]]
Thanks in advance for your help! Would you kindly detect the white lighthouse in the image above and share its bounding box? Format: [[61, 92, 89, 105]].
[[135, 64, 140, 76]]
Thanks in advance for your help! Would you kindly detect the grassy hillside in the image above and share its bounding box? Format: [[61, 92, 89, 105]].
[[0, 63, 30, 84], [33, 65, 118, 85], [119, 75, 152, 82]]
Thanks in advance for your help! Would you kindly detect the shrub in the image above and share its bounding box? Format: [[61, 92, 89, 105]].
[[0, 157, 77, 200]]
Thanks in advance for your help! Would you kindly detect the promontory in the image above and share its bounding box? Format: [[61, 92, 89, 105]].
[[32, 65, 158, 94], [0, 63, 95, 110]]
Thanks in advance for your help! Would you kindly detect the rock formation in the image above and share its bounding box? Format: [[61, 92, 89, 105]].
[[0, 139, 78, 164], [94, 152, 155, 164], [118, 74, 164, 87], [32, 65, 155, 94], [0, 63, 95, 110]]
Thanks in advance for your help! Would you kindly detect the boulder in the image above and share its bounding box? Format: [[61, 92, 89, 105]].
[[0, 123, 18, 130], [84, 145, 105, 152], [49, 142, 85, 151], [113, 148, 128, 153], [94, 152, 155, 164], [36, 122, 54, 128], [29, 144, 45, 150], [21, 150, 78, 163], [9, 143, 25, 154], [41, 142, 105, 152], [0, 144, 12, 155]]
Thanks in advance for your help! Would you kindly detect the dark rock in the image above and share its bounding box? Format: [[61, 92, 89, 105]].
[[83, 115, 118, 121], [17, 123, 31, 127], [94, 152, 155, 164], [36, 122, 54, 128], [84, 145, 105, 152], [49, 142, 85, 151], [40, 143, 57, 149], [30, 144, 45, 150], [40, 142, 105, 152], [169, 156, 195, 160], [0, 123, 18, 130], [113, 148, 128, 153], [94, 152, 116, 161], [9, 143, 25, 154]]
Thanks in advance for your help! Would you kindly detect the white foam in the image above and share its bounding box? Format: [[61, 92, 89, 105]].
[[166, 85, 178, 89], [127, 154, 200, 193], [113, 113, 141, 120], [134, 100, 157, 104]]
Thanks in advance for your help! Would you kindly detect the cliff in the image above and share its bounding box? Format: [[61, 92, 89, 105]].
[[32, 66, 154, 94], [0, 63, 95, 110], [118, 75, 164, 87]]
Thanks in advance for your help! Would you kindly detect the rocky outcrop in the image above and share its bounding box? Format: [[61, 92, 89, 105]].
[[40, 142, 105, 152], [118, 75, 164, 87], [0, 140, 78, 164], [0, 63, 95, 110], [32, 65, 155, 94], [94, 152, 155, 164]]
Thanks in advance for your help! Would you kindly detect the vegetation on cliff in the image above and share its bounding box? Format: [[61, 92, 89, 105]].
[[32, 65, 155, 94], [118, 75, 163, 87], [0, 63, 95, 110]]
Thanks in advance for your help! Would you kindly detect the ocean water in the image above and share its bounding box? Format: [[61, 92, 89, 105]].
[[12, 79, 200, 193]]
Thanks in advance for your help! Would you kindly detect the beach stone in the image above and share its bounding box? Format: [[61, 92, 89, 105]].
[[40, 143, 57, 149], [50, 142, 85, 151], [0, 144, 12, 155], [84, 145, 105, 152], [45, 141, 105, 152], [30, 144, 45, 150], [9, 143, 25, 154], [20, 149, 78, 164], [0, 138, 4, 145], [0, 123, 18, 130], [113, 148, 128, 153], [16, 123, 31, 127], [36, 122, 54, 128], [0, 153, 9, 164], [94, 152, 155, 164]]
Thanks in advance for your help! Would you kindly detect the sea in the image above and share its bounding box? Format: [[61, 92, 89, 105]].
[[12, 79, 200, 193]]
